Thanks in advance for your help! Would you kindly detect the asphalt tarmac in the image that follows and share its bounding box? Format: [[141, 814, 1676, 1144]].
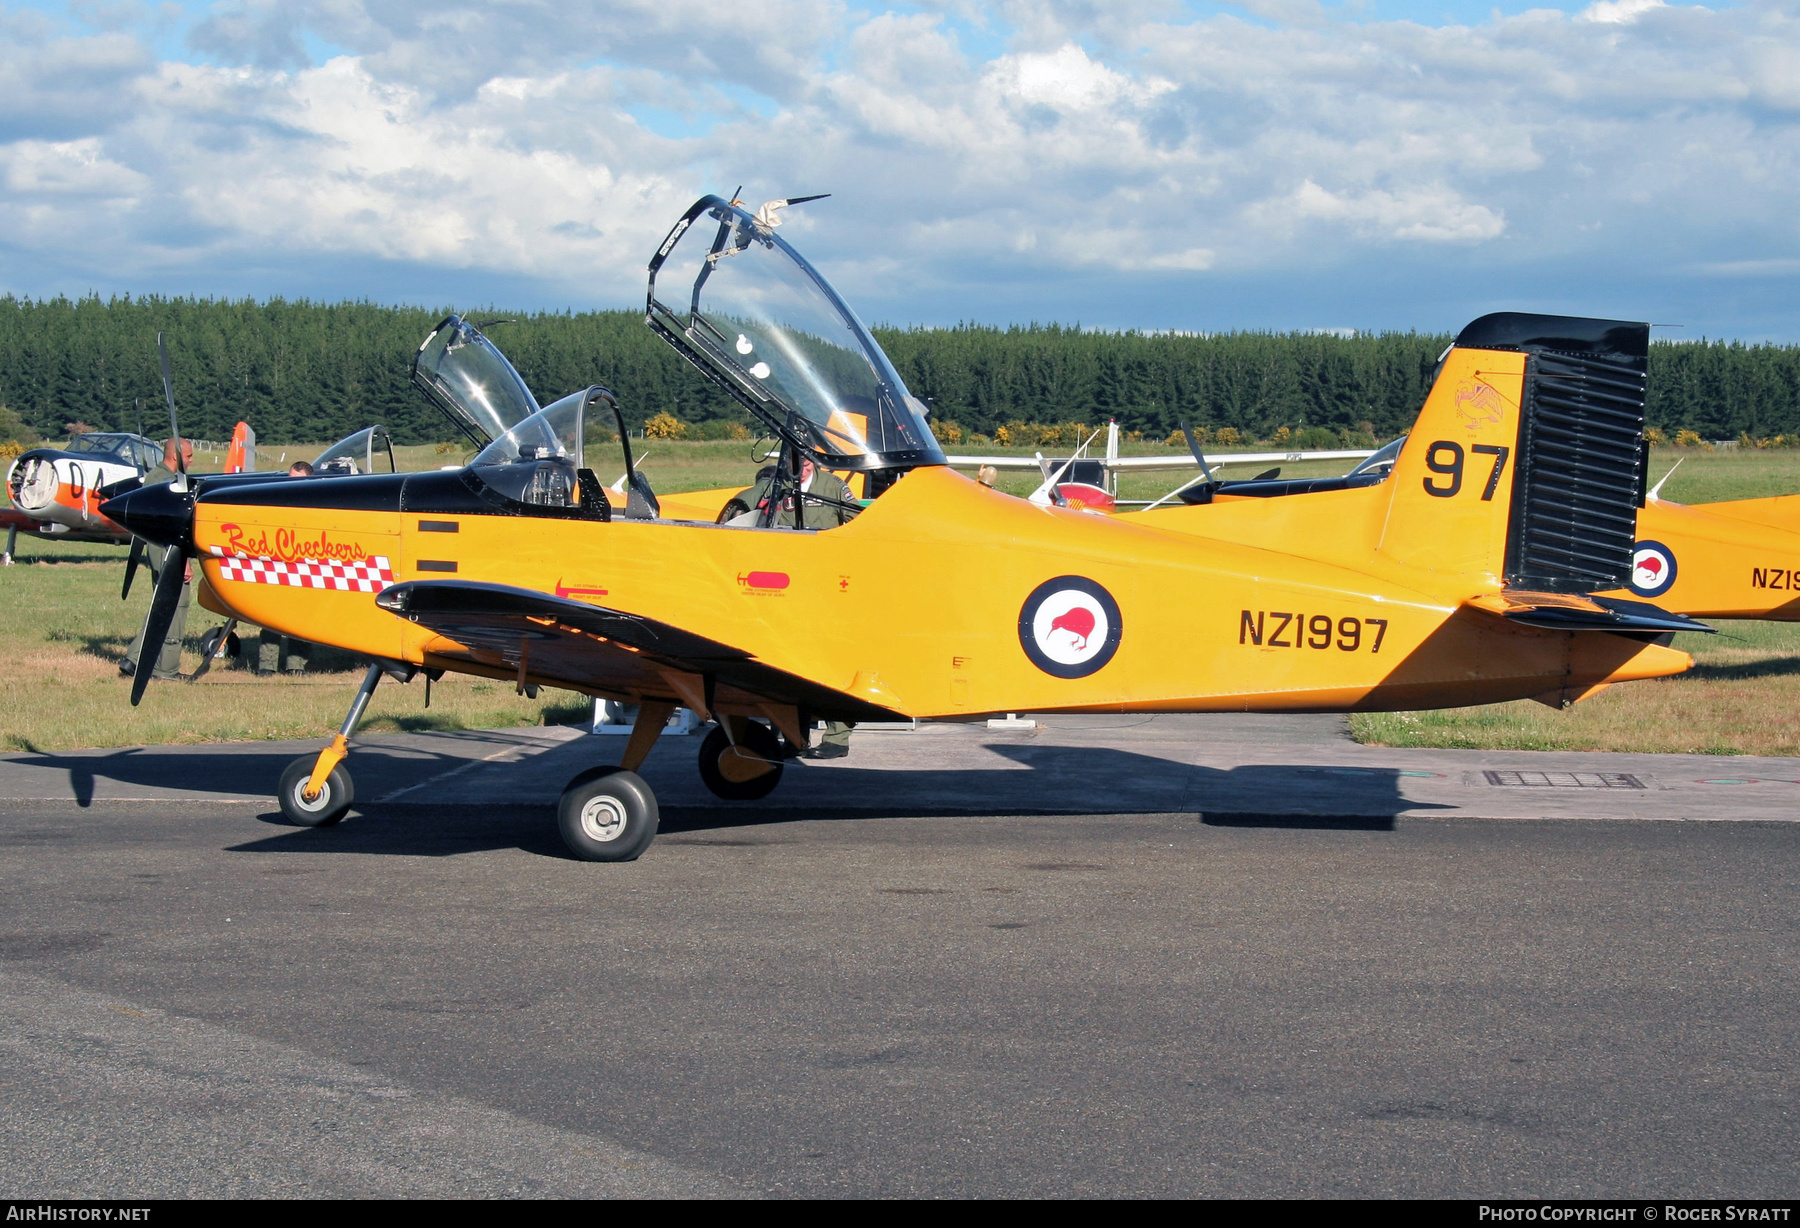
[[1, 714, 1795, 1198]]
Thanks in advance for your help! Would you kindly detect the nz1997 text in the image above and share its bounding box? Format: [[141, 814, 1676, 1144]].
[[1240, 611, 1388, 652]]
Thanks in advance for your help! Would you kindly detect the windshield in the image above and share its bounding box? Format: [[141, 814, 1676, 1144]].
[[646, 196, 943, 472], [412, 316, 540, 447], [65, 433, 136, 461], [313, 426, 395, 476], [1347, 436, 1405, 478], [470, 390, 585, 508]]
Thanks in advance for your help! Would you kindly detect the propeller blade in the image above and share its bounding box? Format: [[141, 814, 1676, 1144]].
[[121, 537, 144, 601], [157, 332, 183, 474], [130, 550, 187, 707], [1180, 423, 1217, 484]]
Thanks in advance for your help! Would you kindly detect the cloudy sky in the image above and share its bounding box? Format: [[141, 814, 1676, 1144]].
[[4, 0, 1799, 336]]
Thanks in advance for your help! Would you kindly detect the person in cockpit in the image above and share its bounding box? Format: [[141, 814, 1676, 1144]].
[[728, 455, 858, 529], [777, 456, 855, 529]]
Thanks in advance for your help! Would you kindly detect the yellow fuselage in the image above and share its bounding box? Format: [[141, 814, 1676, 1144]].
[[194, 473, 1685, 722]]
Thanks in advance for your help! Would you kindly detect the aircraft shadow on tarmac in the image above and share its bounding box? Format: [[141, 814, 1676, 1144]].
[[3, 732, 558, 809], [218, 742, 1449, 860]]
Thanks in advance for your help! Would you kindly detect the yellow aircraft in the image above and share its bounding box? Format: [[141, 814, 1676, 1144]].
[[1590, 475, 1800, 620], [103, 197, 1705, 861]]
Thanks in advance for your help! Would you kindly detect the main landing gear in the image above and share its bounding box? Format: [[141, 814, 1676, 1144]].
[[696, 718, 784, 801], [554, 710, 789, 861], [555, 699, 676, 861], [277, 673, 795, 861], [277, 661, 383, 827]]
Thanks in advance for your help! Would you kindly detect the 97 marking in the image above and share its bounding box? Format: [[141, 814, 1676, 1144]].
[[1422, 440, 1510, 500], [1240, 611, 1388, 652]]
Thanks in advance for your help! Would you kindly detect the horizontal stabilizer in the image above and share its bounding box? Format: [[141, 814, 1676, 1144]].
[[1465, 589, 1712, 635]]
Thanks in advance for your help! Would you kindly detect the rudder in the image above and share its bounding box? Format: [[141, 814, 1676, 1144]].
[[1378, 313, 1649, 593]]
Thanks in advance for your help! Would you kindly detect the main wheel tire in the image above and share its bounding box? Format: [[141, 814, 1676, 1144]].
[[557, 769, 658, 861], [697, 723, 784, 801], [277, 754, 354, 827], [564, 764, 621, 794]]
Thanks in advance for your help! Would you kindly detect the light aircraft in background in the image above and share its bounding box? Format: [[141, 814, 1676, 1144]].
[[104, 196, 1705, 863], [3, 333, 259, 574], [946, 422, 1376, 513], [1599, 465, 1800, 621], [3, 420, 257, 563]]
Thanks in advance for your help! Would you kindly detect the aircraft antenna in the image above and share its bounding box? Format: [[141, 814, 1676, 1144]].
[[1647, 457, 1683, 501]]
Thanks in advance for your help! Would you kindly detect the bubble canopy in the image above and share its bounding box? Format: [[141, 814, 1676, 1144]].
[[312, 426, 395, 475], [646, 195, 944, 473], [411, 315, 540, 447], [468, 390, 586, 508]]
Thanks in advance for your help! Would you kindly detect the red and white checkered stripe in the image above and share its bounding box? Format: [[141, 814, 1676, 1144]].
[[209, 547, 394, 593]]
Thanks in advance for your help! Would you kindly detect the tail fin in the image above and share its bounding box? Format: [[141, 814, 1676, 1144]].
[[1378, 313, 1649, 592], [225, 421, 256, 474]]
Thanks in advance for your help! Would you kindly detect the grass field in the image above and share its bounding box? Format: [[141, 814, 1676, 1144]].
[[5, 442, 1799, 753], [0, 535, 596, 753]]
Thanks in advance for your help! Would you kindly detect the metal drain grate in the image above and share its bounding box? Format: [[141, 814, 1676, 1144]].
[[1483, 770, 1645, 789]]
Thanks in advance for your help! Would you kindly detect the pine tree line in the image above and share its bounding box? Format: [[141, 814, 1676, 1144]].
[[1, 295, 1795, 445]]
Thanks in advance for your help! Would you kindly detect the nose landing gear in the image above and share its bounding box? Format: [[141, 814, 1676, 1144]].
[[276, 661, 383, 827]]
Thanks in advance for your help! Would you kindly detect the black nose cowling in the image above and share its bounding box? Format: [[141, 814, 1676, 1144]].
[[101, 480, 196, 551]]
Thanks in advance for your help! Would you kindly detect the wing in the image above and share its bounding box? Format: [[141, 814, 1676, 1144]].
[[375, 580, 905, 723], [944, 448, 1377, 474], [1104, 449, 1377, 472], [942, 455, 1051, 471]]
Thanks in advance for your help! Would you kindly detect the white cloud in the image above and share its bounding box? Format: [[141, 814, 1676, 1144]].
[[6, 0, 1800, 335], [1254, 180, 1506, 243], [1, 137, 146, 196], [1583, 0, 1665, 24]]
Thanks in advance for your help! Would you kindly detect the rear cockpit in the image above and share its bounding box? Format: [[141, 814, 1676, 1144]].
[[641, 194, 945, 530]]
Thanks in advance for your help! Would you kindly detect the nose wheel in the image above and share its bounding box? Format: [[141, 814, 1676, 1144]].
[[278, 755, 354, 826], [273, 661, 382, 828]]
